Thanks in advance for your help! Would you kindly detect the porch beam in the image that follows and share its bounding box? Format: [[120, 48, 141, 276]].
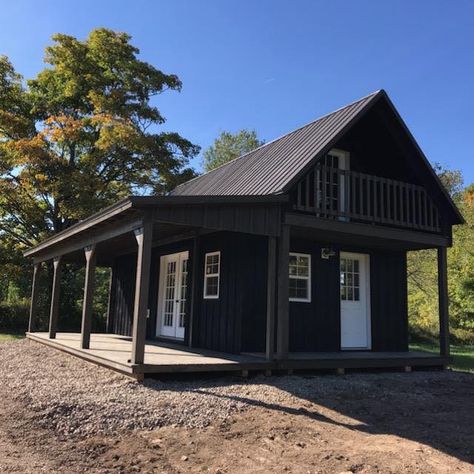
[[285, 212, 449, 248], [266, 236, 277, 360], [48, 256, 62, 339], [32, 218, 143, 264], [437, 246, 450, 357], [131, 216, 153, 365], [80, 245, 97, 349], [276, 224, 290, 359], [28, 263, 42, 332]]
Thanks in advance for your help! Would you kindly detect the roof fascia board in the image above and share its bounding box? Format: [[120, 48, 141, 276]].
[[24, 198, 134, 257]]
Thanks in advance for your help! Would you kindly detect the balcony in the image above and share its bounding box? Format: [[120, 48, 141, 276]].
[[294, 166, 441, 233]]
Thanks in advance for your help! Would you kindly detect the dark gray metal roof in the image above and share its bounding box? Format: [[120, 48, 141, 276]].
[[172, 90, 382, 196]]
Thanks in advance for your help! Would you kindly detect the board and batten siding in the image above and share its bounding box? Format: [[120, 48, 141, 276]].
[[107, 234, 409, 354], [192, 232, 267, 354], [288, 242, 409, 352]]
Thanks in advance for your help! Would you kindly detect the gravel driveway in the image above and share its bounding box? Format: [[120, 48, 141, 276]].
[[1, 338, 473, 473]]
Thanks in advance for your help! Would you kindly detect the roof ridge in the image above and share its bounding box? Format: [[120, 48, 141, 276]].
[[172, 90, 382, 192]]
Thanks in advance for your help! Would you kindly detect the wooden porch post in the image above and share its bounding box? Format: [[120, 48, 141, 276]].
[[266, 236, 277, 360], [187, 232, 200, 348], [437, 246, 450, 357], [131, 217, 153, 365], [28, 263, 42, 333], [80, 245, 97, 349], [276, 224, 290, 359], [48, 256, 62, 339]]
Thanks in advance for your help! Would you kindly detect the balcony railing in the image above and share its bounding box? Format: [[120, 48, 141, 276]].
[[294, 166, 441, 233]]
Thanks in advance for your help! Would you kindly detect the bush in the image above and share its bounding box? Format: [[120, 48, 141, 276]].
[[0, 300, 30, 332]]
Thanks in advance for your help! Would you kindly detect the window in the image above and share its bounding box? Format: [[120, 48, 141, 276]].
[[340, 257, 360, 301], [289, 253, 311, 302], [204, 251, 220, 299]]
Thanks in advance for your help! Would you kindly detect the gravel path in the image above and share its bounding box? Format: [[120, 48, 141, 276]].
[[0, 338, 472, 439], [1, 339, 474, 473]]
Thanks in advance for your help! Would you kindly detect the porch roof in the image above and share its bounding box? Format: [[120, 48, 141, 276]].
[[24, 194, 287, 262]]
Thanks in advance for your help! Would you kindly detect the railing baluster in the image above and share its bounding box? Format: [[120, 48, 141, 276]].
[[321, 165, 327, 218], [400, 183, 405, 223], [296, 165, 441, 233], [297, 181, 302, 209], [386, 179, 392, 222]]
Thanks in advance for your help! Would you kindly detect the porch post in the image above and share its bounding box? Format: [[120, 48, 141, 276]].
[[48, 256, 62, 339], [276, 224, 290, 359], [437, 246, 450, 357], [28, 262, 42, 333], [80, 245, 97, 349], [131, 216, 153, 365], [187, 232, 200, 348], [266, 236, 277, 360]]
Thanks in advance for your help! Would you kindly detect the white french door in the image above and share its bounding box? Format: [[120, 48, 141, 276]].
[[156, 251, 189, 340], [340, 252, 371, 350]]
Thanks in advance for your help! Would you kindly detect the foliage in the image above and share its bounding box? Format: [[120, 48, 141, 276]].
[[408, 167, 474, 342], [0, 29, 199, 322], [0, 300, 29, 332], [203, 129, 263, 172]]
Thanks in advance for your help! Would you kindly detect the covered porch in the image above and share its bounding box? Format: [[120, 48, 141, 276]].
[[26, 331, 448, 379], [23, 194, 452, 379]]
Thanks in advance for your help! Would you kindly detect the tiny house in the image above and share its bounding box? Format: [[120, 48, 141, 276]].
[[25, 90, 463, 377]]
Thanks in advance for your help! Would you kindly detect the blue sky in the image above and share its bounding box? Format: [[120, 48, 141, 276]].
[[2, 0, 474, 182]]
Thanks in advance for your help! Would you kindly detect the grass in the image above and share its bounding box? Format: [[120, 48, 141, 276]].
[[0, 332, 25, 343], [410, 340, 474, 372]]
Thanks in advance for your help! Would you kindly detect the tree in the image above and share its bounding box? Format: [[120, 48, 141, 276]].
[[203, 129, 264, 172], [0, 29, 199, 328], [0, 28, 199, 254], [407, 165, 474, 343]]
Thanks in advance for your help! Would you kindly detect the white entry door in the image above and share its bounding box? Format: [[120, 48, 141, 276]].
[[157, 251, 189, 340], [340, 252, 371, 350]]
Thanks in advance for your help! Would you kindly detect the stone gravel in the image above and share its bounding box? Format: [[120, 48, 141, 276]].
[[0, 338, 466, 439]]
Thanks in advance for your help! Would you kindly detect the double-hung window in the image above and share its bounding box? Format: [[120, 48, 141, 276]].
[[204, 251, 220, 299], [289, 253, 311, 302]]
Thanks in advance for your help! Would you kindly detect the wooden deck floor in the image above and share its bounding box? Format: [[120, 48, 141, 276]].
[[26, 332, 448, 379]]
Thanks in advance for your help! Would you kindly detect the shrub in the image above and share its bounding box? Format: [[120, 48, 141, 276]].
[[0, 300, 30, 332]]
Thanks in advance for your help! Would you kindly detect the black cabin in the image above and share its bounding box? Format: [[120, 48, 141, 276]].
[[25, 90, 463, 376]]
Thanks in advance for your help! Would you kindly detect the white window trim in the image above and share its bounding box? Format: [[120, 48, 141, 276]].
[[203, 251, 220, 299], [289, 252, 311, 303]]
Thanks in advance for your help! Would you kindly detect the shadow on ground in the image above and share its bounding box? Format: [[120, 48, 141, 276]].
[[146, 368, 474, 465]]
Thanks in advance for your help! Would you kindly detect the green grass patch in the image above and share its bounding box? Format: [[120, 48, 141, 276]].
[[0, 332, 25, 343], [410, 341, 474, 372]]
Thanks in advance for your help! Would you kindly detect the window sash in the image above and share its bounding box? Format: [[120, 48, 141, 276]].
[[204, 251, 220, 299], [289, 252, 311, 302]]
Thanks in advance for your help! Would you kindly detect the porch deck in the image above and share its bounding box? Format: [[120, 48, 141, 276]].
[[26, 332, 448, 379]]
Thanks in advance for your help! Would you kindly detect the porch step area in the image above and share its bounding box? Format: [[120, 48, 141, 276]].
[[26, 332, 449, 379]]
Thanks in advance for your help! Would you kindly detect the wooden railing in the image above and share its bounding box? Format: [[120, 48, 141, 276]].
[[294, 166, 441, 232]]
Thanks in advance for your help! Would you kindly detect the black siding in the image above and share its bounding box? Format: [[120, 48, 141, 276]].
[[289, 240, 340, 352], [370, 250, 409, 351], [108, 234, 409, 354], [108, 254, 136, 336], [193, 232, 267, 354], [288, 242, 409, 352]]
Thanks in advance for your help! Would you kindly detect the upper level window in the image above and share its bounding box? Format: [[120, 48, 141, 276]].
[[204, 251, 220, 299], [289, 253, 311, 302]]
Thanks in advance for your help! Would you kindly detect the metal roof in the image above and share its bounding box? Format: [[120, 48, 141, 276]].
[[172, 90, 382, 196]]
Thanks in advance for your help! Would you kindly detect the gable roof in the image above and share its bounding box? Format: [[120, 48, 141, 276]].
[[172, 90, 381, 196], [172, 89, 463, 224]]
